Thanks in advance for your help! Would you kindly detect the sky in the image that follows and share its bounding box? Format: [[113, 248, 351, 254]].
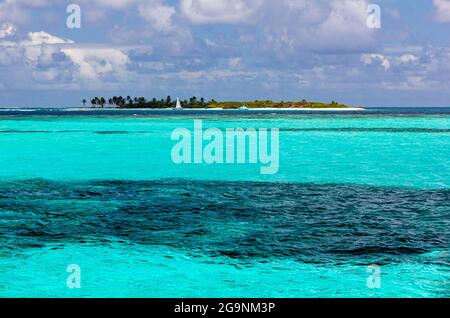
[[0, 0, 450, 107]]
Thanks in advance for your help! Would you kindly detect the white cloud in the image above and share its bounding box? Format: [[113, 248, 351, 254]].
[[204, 39, 219, 48], [433, 0, 450, 23], [361, 54, 391, 70], [397, 54, 418, 64], [1, 0, 375, 54], [20, 31, 73, 62], [138, 1, 176, 32], [86, 0, 137, 10], [32, 68, 59, 82], [0, 28, 131, 87], [22, 31, 73, 46], [257, 0, 375, 54], [63, 47, 130, 81], [180, 0, 263, 24], [228, 57, 241, 68], [0, 1, 29, 24], [0, 1, 50, 25], [14, 0, 51, 7], [0, 23, 17, 38], [0, 44, 21, 65], [178, 68, 252, 81]]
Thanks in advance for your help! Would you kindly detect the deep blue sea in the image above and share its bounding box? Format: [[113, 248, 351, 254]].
[[0, 107, 448, 297]]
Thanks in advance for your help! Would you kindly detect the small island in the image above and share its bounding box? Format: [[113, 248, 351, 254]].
[[78, 96, 364, 110]]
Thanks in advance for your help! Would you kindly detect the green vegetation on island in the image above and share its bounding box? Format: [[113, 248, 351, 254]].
[[208, 100, 349, 109], [85, 96, 352, 109]]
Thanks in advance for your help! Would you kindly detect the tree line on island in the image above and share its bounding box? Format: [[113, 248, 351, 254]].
[[82, 96, 349, 109], [83, 96, 212, 109]]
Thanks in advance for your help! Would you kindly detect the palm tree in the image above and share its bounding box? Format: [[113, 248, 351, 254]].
[[100, 97, 106, 108], [91, 98, 97, 108], [93, 97, 101, 108], [82, 99, 87, 107], [117, 96, 124, 107]]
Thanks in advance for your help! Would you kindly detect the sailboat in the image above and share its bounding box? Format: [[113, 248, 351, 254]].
[[175, 97, 183, 110], [240, 89, 249, 110], [239, 101, 249, 110]]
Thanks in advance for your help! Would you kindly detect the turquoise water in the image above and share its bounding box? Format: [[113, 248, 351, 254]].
[[1, 116, 450, 187], [0, 111, 449, 297]]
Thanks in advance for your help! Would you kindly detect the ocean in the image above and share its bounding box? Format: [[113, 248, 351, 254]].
[[0, 107, 448, 297]]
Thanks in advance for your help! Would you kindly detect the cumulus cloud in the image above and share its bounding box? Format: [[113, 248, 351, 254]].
[[358, 46, 450, 92], [0, 27, 132, 89], [180, 0, 375, 53], [361, 54, 391, 70], [22, 31, 73, 46], [180, 0, 263, 24], [261, 0, 375, 54], [0, 22, 17, 38], [397, 54, 418, 64], [433, 0, 450, 23], [63, 47, 130, 81], [84, 0, 137, 10], [1, 0, 376, 54], [19, 31, 73, 68], [138, 0, 176, 32], [0, 1, 29, 24]]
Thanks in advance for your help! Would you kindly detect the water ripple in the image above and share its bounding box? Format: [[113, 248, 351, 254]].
[[1, 179, 448, 265]]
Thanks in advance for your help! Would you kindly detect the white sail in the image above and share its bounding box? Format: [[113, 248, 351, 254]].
[[175, 98, 182, 109]]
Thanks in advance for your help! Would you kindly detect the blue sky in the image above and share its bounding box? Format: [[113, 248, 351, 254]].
[[0, 0, 450, 107]]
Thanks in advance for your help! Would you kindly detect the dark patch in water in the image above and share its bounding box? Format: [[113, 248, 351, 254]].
[[0, 179, 448, 265], [94, 131, 130, 135]]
